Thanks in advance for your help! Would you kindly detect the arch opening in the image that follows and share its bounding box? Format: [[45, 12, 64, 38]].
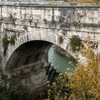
[[5, 40, 75, 74], [4, 40, 76, 89], [6, 40, 52, 72]]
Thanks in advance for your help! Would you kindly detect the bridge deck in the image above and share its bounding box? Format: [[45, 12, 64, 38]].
[[0, 4, 100, 8]]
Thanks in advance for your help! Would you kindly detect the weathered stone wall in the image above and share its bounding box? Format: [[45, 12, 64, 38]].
[[0, 4, 100, 71], [0, 4, 100, 88]]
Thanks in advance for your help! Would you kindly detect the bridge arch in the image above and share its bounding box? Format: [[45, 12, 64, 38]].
[[3, 30, 72, 72]]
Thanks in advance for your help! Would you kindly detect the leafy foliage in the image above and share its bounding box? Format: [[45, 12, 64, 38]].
[[2, 34, 9, 55], [59, 36, 63, 44], [47, 74, 71, 100], [9, 34, 16, 45], [2, 34, 16, 55], [70, 35, 82, 52], [64, 0, 67, 2], [47, 39, 100, 100]]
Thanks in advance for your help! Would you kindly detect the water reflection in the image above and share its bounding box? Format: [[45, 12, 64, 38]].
[[48, 46, 75, 73]]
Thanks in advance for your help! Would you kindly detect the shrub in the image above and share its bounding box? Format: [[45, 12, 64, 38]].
[[70, 35, 82, 52], [59, 36, 63, 44], [2, 34, 9, 55], [9, 34, 16, 45]]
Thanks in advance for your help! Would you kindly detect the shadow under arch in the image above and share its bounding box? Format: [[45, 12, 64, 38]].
[[5, 40, 52, 72]]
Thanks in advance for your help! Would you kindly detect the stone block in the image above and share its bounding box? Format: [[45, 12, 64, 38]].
[[31, 74, 39, 82]]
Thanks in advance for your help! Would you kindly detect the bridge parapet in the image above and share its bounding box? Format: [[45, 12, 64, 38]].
[[0, 5, 100, 27], [0, 4, 100, 41]]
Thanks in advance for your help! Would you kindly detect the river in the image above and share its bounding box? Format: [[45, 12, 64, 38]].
[[48, 46, 75, 73]]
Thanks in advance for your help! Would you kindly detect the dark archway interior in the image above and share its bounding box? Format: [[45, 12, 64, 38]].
[[6, 41, 52, 71]]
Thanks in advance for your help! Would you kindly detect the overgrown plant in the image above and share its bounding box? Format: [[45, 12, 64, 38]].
[[2, 34, 9, 55], [70, 35, 82, 52], [43, 19, 47, 24], [47, 74, 71, 100], [64, 0, 67, 2], [9, 34, 16, 45], [59, 36, 63, 44]]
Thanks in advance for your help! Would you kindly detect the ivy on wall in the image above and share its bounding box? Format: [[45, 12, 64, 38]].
[[70, 35, 82, 52], [2, 34, 9, 55], [2, 34, 16, 55], [9, 34, 16, 45], [59, 36, 63, 44]]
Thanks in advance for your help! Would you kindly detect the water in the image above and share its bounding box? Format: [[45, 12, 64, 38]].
[[48, 47, 75, 73]]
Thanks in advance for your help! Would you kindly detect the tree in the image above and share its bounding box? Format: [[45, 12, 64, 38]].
[[47, 39, 100, 100]]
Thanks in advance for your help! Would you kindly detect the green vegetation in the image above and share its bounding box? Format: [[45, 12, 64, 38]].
[[9, 34, 16, 45], [2, 34, 9, 55], [64, 0, 67, 2], [70, 35, 82, 52], [2, 34, 16, 55], [59, 36, 63, 44]]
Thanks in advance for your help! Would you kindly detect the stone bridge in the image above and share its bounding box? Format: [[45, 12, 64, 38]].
[[0, 4, 100, 87]]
